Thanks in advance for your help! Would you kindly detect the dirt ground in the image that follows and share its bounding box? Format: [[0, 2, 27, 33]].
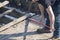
[[0, 20, 54, 40]]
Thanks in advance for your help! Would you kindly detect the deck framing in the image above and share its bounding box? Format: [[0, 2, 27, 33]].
[[0, 15, 27, 32], [0, 1, 9, 8]]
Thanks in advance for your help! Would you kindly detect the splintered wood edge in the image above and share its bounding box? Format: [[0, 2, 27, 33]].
[[0, 9, 14, 18], [0, 1, 9, 8], [0, 15, 27, 32]]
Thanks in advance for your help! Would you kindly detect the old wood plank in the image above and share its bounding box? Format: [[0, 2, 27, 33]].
[[4, 15, 17, 20], [0, 1, 9, 8], [4, 6, 25, 14], [4, 6, 15, 10], [0, 9, 14, 18], [0, 15, 27, 32]]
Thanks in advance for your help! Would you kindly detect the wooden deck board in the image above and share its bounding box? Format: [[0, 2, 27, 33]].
[[0, 15, 27, 32], [0, 1, 9, 8], [0, 9, 14, 18]]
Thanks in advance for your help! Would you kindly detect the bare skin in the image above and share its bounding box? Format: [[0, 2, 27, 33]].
[[32, 0, 55, 32], [38, 4, 45, 20], [46, 5, 55, 32]]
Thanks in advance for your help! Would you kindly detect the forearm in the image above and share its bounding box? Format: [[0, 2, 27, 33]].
[[46, 5, 55, 27]]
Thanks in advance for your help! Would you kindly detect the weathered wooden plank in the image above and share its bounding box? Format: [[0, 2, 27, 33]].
[[4, 6, 25, 14], [0, 9, 14, 18], [0, 12, 35, 32], [4, 15, 17, 20], [0, 15, 27, 32], [4, 6, 15, 10], [0, 1, 9, 8]]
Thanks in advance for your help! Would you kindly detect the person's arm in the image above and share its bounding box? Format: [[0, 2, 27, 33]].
[[32, 0, 38, 3], [46, 0, 55, 31]]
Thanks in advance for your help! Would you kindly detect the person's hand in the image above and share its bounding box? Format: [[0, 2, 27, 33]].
[[32, 0, 37, 3]]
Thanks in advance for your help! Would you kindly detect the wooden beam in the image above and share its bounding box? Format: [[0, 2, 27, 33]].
[[0, 15, 27, 32], [0, 1, 9, 8], [0, 10, 35, 32], [0, 9, 14, 18], [4, 15, 17, 20], [4, 6, 25, 14], [4, 6, 15, 10]]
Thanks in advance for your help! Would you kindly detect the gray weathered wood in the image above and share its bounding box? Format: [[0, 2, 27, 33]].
[[4, 15, 17, 20], [0, 15, 27, 32], [0, 9, 14, 18], [4, 6, 26, 14]]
